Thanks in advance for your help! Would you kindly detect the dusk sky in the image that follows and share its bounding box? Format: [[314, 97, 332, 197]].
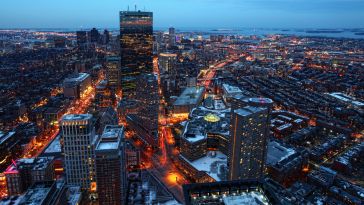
[[1, 0, 363, 29]]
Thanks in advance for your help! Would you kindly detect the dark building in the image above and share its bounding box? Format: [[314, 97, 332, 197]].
[[105, 56, 121, 92], [0, 131, 20, 172], [19, 181, 67, 205], [229, 106, 270, 181], [95, 80, 116, 109], [4, 157, 55, 196], [54, 36, 66, 48], [90, 28, 100, 43], [95, 125, 126, 205], [119, 10, 153, 97], [103, 29, 110, 44], [76, 31, 87, 45], [168, 27, 176, 47], [126, 74, 159, 148]]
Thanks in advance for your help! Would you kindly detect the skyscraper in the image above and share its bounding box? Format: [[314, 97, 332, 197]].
[[90, 28, 100, 43], [168, 27, 176, 47], [103, 29, 110, 44], [95, 125, 126, 205], [106, 56, 121, 93], [119, 10, 153, 97], [119, 10, 159, 148], [60, 114, 96, 191], [76, 31, 87, 45], [127, 74, 159, 147], [228, 106, 270, 181], [158, 53, 177, 74]]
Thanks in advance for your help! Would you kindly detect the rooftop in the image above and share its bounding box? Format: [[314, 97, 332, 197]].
[[21, 182, 54, 205], [266, 141, 296, 165], [222, 191, 270, 205], [174, 86, 205, 106], [183, 179, 275, 205], [248, 97, 274, 105], [204, 113, 220, 123], [44, 135, 61, 154], [222, 84, 242, 94], [183, 106, 230, 143], [64, 72, 90, 84], [61, 114, 92, 121], [96, 125, 124, 151], [188, 151, 228, 181], [234, 106, 267, 117]]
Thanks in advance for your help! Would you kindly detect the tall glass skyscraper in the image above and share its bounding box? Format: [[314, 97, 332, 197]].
[[119, 10, 153, 97], [119, 10, 159, 148]]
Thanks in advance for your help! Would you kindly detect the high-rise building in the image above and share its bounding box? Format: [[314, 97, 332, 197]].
[[127, 74, 159, 147], [90, 28, 100, 43], [228, 106, 270, 181], [95, 125, 126, 205], [119, 10, 159, 148], [168, 27, 176, 47], [60, 114, 96, 191], [158, 53, 177, 74], [76, 31, 87, 45], [103, 29, 110, 44], [105, 56, 121, 92], [119, 10, 153, 97]]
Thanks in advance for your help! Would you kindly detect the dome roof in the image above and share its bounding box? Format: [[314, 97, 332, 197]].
[[204, 113, 220, 123]]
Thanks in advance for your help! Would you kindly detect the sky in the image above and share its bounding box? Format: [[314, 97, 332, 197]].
[[0, 0, 363, 29]]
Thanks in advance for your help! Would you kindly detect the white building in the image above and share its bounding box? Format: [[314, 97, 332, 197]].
[[60, 114, 96, 191]]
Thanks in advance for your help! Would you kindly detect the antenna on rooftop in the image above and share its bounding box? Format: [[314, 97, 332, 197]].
[[135, 5, 137, 11], [127, 5, 129, 11]]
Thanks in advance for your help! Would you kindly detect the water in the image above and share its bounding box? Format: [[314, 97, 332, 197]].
[[2, 27, 364, 39], [159, 27, 364, 39]]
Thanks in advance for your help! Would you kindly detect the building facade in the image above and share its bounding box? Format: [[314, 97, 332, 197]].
[[60, 114, 96, 191], [95, 125, 126, 205], [105, 56, 121, 93], [119, 10, 153, 97], [229, 106, 270, 181]]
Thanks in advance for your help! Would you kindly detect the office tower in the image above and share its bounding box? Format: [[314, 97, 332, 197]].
[[60, 114, 96, 191], [119, 10, 153, 97], [76, 31, 87, 45], [90, 28, 100, 43], [95, 125, 126, 205], [169, 27, 176, 47], [158, 53, 177, 74], [229, 106, 270, 181], [106, 56, 121, 92], [103, 29, 110, 44], [127, 74, 159, 147]]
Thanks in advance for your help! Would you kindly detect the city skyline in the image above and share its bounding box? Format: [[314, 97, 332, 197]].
[[0, 1, 364, 204], [1, 0, 364, 29]]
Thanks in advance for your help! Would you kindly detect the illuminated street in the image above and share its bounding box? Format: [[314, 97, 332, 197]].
[[0, 2, 364, 204], [0, 76, 102, 199]]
